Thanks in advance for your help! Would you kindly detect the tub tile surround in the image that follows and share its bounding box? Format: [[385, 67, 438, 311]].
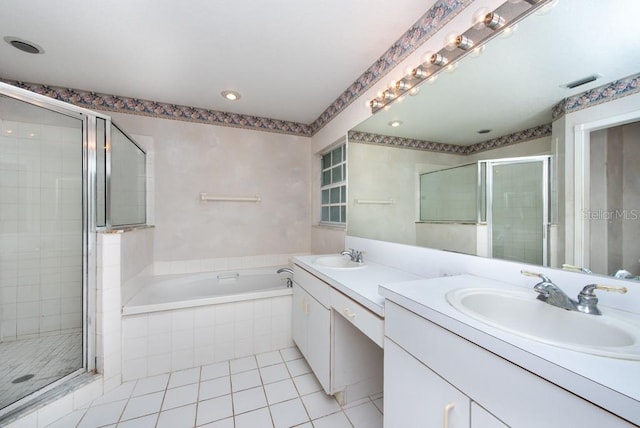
[[121, 295, 294, 381], [110, 226, 301, 381]]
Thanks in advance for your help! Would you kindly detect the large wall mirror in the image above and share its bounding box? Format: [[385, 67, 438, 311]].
[[347, 0, 640, 280]]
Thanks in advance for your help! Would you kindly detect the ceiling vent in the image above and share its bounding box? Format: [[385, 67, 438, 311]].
[[562, 74, 601, 89]]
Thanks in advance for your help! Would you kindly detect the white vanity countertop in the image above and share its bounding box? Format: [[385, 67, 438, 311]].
[[293, 255, 423, 317], [379, 274, 640, 425]]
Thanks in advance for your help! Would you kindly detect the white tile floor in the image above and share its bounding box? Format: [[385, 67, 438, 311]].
[[46, 347, 383, 428]]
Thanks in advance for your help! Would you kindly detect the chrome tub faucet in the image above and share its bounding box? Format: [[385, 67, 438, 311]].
[[276, 267, 294, 288]]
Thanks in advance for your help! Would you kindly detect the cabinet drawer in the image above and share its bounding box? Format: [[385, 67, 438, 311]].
[[293, 264, 330, 308], [330, 288, 383, 347]]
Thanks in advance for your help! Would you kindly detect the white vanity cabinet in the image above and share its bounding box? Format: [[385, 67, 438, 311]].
[[384, 301, 636, 428], [292, 263, 384, 403], [292, 265, 331, 392]]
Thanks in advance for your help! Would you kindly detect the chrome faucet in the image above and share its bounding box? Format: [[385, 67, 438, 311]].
[[340, 248, 364, 263], [522, 270, 577, 311], [576, 284, 628, 315], [276, 267, 294, 288], [612, 269, 640, 281], [521, 270, 627, 315]]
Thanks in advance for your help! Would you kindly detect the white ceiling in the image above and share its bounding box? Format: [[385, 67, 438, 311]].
[[354, 0, 640, 145], [0, 0, 432, 124]]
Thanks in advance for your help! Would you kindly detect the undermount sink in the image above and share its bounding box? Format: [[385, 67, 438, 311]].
[[313, 255, 367, 269], [446, 288, 640, 360]]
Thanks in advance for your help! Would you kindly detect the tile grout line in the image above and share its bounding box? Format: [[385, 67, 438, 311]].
[[54, 347, 381, 428]]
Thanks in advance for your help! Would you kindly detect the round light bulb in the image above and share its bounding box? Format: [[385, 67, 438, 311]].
[[536, 0, 559, 15], [469, 45, 485, 58], [420, 51, 434, 66], [443, 32, 459, 51], [472, 8, 490, 29], [499, 24, 518, 39]]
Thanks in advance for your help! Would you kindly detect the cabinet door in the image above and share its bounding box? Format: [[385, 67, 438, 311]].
[[292, 282, 331, 393], [385, 340, 470, 428], [292, 283, 308, 355], [471, 403, 507, 428], [306, 290, 331, 393]]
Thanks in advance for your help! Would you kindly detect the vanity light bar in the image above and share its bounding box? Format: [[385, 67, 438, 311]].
[[484, 12, 506, 30], [369, 0, 555, 113]]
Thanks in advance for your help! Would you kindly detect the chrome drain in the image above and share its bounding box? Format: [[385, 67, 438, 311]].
[[11, 374, 35, 384]]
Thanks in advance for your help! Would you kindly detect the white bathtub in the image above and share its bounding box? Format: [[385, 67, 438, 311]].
[[123, 267, 293, 315], [120, 267, 294, 379]]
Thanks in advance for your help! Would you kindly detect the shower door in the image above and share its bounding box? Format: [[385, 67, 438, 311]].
[[0, 93, 86, 411], [487, 157, 550, 266]]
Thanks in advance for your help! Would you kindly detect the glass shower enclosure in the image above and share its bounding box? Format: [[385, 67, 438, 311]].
[[419, 155, 551, 265], [0, 82, 146, 417]]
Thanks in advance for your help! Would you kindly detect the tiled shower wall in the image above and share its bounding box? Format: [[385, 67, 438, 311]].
[[0, 121, 83, 342]]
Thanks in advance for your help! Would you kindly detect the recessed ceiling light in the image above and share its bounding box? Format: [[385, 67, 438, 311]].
[[388, 120, 403, 128], [4, 36, 44, 54], [221, 90, 241, 101]]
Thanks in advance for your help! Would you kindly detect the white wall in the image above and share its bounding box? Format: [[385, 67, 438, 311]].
[[105, 112, 312, 263], [348, 142, 462, 245]]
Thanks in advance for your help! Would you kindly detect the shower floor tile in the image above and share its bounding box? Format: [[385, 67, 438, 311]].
[[0, 332, 82, 409]]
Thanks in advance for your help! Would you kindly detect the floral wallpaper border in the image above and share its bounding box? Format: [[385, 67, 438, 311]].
[[308, 0, 471, 134], [2, 0, 637, 139], [552, 72, 640, 119], [348, 123, 552, 156], [466, 123, 552, 154], [0, 0, 471, 137], [1, 79, 313, 137]]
